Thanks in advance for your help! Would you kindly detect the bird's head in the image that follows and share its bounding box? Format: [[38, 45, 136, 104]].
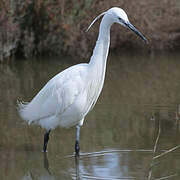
[[87, 7, 148, 44]]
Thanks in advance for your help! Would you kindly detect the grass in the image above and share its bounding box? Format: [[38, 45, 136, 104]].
[[148, 117, 180, 180]]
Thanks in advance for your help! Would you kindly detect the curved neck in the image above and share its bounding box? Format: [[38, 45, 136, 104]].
[[86, 14, 113, 111], [89, 15, 112, 67]]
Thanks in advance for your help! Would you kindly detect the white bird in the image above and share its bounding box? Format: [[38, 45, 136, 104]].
[[18, 7, 147, 155]]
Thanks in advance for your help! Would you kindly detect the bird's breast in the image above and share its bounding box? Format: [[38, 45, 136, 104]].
[[85, 76, 104, 111]]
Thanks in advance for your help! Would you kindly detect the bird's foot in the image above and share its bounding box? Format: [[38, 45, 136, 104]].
[[75, 140, 80, 156]]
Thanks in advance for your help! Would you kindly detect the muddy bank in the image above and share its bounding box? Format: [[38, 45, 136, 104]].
[[0, 0, 180, 61]]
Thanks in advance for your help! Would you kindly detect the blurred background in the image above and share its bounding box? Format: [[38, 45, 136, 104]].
[[1, 1, 180, 180], [0, 0, 180, 61]]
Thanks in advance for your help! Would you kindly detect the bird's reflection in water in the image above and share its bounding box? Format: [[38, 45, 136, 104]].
[[43, 153, 81, 180], [21, 153, 55, 180], [43, 153, 52, 175], [75, 156, 81, 180], [38, 153, 55, 180], [22, 153, 81, 180]]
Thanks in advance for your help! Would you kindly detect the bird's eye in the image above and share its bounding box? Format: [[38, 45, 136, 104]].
[[118, 17, 122, 22]]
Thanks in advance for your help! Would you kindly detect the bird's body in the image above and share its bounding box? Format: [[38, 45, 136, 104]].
[[18, 12, 111, 130], [18, 7, 147, 154], [19, 62, 104, 129], [19, 63, 89, 129]]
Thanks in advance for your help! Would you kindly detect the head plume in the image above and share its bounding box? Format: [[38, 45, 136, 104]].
[[86, 11, 106, 32]]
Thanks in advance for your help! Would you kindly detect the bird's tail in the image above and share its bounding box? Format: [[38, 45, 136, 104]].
[[17, 100, 32, 125]]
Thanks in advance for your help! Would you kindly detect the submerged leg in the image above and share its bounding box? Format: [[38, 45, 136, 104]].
[[43, 130, 51, 152], [75, 125, 81, 156]]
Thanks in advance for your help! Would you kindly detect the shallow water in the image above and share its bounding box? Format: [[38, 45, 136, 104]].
[[0, 52, 180, 179]]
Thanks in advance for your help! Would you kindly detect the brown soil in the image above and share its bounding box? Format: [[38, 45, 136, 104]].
[[0, 0, 180, 61]]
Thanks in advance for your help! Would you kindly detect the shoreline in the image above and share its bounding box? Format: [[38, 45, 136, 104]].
[[0, 0, 180, 62]]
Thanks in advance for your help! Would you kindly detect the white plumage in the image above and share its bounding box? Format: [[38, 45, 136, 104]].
[[18, 64, 88, 129], [17, 7, 147, 154]]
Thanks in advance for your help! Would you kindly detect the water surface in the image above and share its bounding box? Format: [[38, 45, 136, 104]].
[[0, 52, 180, 179]]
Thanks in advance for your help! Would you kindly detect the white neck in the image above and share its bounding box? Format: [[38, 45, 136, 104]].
[[88, 14, 114, 92], [89, 14, 112, 67], [86, 14, 113, 109]]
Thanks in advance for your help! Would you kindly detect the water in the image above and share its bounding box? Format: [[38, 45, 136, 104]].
[[0, 52, 180, 180]]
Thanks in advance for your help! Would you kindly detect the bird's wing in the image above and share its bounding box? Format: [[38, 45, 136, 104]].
[[18, 64, 87, 123]]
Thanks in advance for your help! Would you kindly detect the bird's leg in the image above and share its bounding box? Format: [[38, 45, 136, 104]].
[[43, 130, 51, 152], [75, 125, 81, 156]]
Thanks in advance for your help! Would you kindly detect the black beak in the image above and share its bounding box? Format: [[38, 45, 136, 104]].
[[125, 22, 148, 44]]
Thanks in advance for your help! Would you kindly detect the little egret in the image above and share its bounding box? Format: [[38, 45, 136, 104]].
[[18, 7, 147, 155]]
